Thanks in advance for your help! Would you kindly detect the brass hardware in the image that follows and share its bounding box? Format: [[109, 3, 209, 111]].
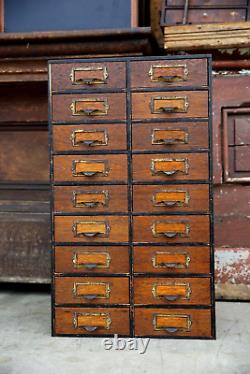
[[151, 128, 188, 145], [73, 312, 112, 331], [70, 98, 109, 116], [152, 251, 191, 269], [71, 129, 108, 147], [150, 96, 189, 114], [72, 220, 110, 238], [151, 158, 189, 176], [72, 160, 109, 177], [72, 190, 109, 208], [152, 282, 192, 301], [72, 250, 111, 269], [151, 220, 190, 238], [152, 189, 190, 208], [70, 66, 109, 85], [152, 314, 192, 333], [148, 64, 188, 83], [72, 281, 111, 300]]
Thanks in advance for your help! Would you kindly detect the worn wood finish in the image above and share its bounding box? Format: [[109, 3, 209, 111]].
[[133, 215, 210, 243], [165, 0, 247, 5], [134, 308, 212, 337], [55, 307, 130, 335], [53, 154, 128, 183], [54, 185, 128, 213], [133, 184, 209, 213], [55, 276, 129, 305], [134, 277, 211, 305], [54, 246, 129, 274], [132, 153, 209, 182], [132, 122, 208, 151], [53, 124, 127, 152], [133, 245, 211, 274]]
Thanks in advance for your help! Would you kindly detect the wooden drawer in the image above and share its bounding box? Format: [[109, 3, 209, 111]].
[[134, 308, 212, 338], [53, 124, 127, 152], [55, 307, 130, 336], [54, 215, 129, 243], [52, 93, 126, 122], [133, 246, 211, 274], [132, 153, 209, 182], [133, 184, 209, 213], [51, 62, 126, 91], [134, 277, 211, 305], [132, 122, 208, 151], [55, 276, 129, 305], [130, 59, 207, 88], [132, 91, 208, 120], [54, 185, 128, 213], [53, 154, 128, 183], [54, 246, 129, 274], [133, 215, 210, 244]]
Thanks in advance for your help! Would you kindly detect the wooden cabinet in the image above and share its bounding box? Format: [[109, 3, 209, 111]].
[[49, 55, 215, 338]]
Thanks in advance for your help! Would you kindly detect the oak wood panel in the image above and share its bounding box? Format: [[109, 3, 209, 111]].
[[132, 153, 209, 182], [134, 277, 211, 305], [134, 308, 212, 337], [132, 122, 208, 151], [133, 184, 209, 213], [133, 246, 211, 274], [133, 215, 210, 243], [54, 215, 129, 243], [54, 246, 129, 274], [52, 93, 126, 122], [53, 124, 127, 152], [55, 276, 129, 305], [130, 59, 207, 88], [132, 91, 208, 120], [55, 307, 130, 335], [53, 154, 128, 183], [54, 185, 128, 213]]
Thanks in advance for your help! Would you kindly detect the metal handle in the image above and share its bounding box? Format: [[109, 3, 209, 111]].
[[160, 262, 179, 268], [82, 201, 99, 208], [77, 78, 102, 85], [159, 106, 178, 113], [164, 295, 181, 301], [82, 326, 98, 332], [164, 327, 179, 333], [157, 75, 180, 82], [83, 294, 99, 300], [78, 108, 100, 116], [163, 232, 178, 238], [80, 140, 96, 146], [81, 171, 99, 177], [162, 200, 178, 207], [82, 232, 101, 238], [83, 263, 98, 269], [162, 170, 178, 176]]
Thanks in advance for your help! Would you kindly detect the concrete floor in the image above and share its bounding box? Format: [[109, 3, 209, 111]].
[[0, 289, 249, 374]]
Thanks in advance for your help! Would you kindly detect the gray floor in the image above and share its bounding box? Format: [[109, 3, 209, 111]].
[[0, 290, 249, 374]]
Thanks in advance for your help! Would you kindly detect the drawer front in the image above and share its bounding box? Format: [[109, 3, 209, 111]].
[[54, 215, 129, 243], [130, 59, 207, 88], [51, 62, 126, 91], [134, 277, 211, 305], [134, 308, 212, 337], [133, 184, 209, 213], [133, 246, 211, 274], [132, 91, 208, 120], [132, 122, 208, 151], [53, 124, 127, 152], [54, 246, 129, 274], [54, 185, 128, 213], [52, 93, 126, 122], [55, 307, 130, 336], [53, 154, 128, 183], [55, 276, 129, 305], [133, 215, 210, 243], [133, 153, 208, 182]]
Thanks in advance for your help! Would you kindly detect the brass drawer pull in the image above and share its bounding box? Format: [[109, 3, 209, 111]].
[[152, 190, 189, 208], [152, 251, 191, 269], [72, 221, 110, 238], [73, 312, 111, 332], [71, 129, 108, 147], [151, 158, 189, 177], [70, 98, 109, 116], [152, 282, 191, 302], [152, 129, 188, 145], [72, 251, 111, 269], [73, 191, 109, 208], [150, 96, 189, 114], [73, 281, 110, 300], [70, 66, 109, 85], [152, 221, 190, 239], [153, 313, 192, 333], [149, 64, 188, 83], [72, 160, 109, 177]]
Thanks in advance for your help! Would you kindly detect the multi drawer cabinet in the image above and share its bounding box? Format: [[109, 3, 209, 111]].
[[49, 55, 215, 338]]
